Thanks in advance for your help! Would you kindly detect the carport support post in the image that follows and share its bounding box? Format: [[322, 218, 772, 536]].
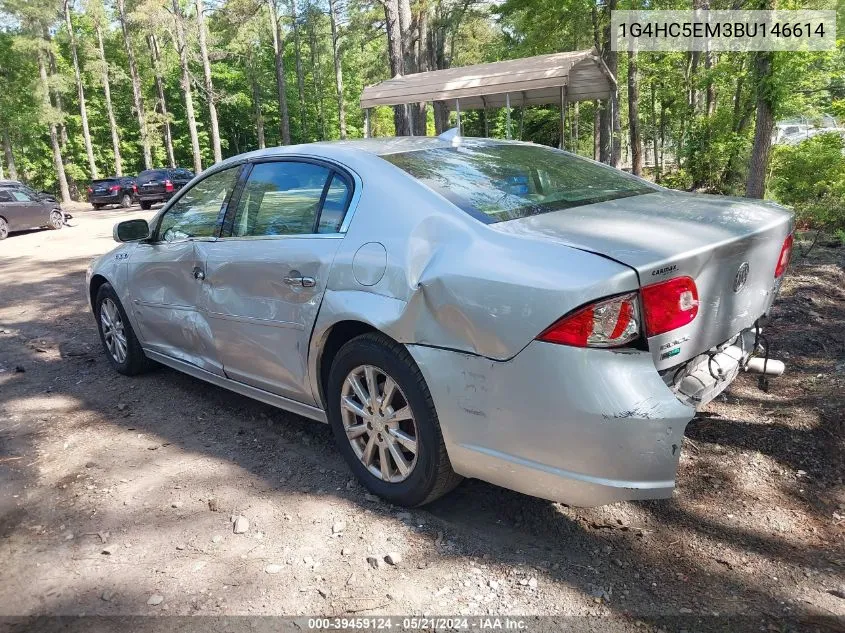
[[455, 99, 461, 136], [505, 93, 512, 139], [519, 91, 527, 140], [481, 95, 489, 137], [560, 85, 568, 150], [364, 108, 371, 138]]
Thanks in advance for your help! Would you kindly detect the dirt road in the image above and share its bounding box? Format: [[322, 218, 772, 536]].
[[0, 206, 843, 631]]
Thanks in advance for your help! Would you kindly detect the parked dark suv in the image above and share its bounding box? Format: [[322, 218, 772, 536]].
[[0, 181, 64, 240], [88, 176, 137, 209], [136, 168, 194, 210]]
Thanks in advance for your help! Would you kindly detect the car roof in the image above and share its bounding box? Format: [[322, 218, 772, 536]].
[[246, 136, 513, 157], [211, 136, 526, 174], [0, 180, 23, 187]]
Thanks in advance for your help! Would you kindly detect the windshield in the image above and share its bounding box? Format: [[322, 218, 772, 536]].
[[382, 143, 658, 223]]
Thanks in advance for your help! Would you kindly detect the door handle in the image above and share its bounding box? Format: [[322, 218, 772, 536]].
[[283, 275, 316, 288], [192, 267, 205, 281]]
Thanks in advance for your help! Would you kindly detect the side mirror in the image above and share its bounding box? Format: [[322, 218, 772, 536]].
[[114, 218, 150, 242]]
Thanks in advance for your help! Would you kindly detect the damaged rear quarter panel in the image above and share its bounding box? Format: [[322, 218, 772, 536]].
[[310, 152, 641, 387]]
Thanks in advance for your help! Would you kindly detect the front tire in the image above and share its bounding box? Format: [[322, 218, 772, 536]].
[[0, 217, 8, 240], [95, 283, 154, 376], [327, 332, 462, 507]]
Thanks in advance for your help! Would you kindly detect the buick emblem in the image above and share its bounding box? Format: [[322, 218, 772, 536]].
[[733, 262, 750, 293]]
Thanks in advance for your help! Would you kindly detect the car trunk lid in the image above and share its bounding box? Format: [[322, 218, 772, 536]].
[[493, 190, 794, 369]]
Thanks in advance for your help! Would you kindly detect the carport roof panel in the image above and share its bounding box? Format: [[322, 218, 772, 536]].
[[360, 48, 612, 109]]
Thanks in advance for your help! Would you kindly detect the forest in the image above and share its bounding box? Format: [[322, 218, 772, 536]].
[[0, 0, 843, 233]]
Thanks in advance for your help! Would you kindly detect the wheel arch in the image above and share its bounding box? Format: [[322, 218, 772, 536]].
[[89, 274, 111, 311], [315, 320, 381, 409]]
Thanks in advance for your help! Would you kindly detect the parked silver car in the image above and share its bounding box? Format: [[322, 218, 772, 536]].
[[86, 137, 794, 507]]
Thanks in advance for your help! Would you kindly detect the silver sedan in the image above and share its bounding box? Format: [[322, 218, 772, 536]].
[[87, 137, 794, 507]]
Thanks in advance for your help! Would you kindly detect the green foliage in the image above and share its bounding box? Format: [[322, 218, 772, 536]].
[[770, 133, 845, 230], [0, 0, 842, 209]]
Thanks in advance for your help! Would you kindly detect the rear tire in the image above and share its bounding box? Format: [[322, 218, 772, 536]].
[[140, 201, 152, 210], [327, 332, 462, 507], [95, 283, 155, 376], [0, 217, 8, 240], [92, 203, 104, 210], [120, 193, 132, 209], [48, 210, 63, 230]]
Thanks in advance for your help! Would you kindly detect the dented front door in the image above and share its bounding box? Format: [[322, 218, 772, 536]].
[[127, 240, 221, 374]]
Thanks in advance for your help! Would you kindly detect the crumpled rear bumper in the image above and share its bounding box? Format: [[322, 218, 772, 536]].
[[661, 328, 761, 408], [408, 341, 696, 507]]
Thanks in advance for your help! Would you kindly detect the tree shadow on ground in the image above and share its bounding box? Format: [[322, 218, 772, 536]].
[[1, 245, 843, 633]]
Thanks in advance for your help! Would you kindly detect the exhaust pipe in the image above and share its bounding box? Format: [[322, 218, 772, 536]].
[[744, 357, 785, 377]]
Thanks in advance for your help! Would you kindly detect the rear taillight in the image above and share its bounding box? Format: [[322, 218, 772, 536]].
[[109, 184, 120, 192], [774, 234, 793, 278], [537, 293, 640, 348], [132, 183, 138, 193], [641, 276, 699, 337], [87, 187, 92, 193], [164, 179, 174, 192]]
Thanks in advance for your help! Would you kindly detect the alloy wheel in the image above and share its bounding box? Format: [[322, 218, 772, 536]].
[[49, 210, 63, 229], [340, 364, 418, 483], [100, 298, 128, 364], [0, 219, 7, 239]]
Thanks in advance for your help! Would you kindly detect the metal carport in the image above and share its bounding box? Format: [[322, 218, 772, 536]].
[[359, 48, 615, 147]]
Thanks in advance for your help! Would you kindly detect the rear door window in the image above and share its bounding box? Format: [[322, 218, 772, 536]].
[[229, 162, 333, 237], [9, 190, 33, 202], [381, 143, 657, 223]]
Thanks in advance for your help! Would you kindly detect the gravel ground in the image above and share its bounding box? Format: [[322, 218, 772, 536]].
[[0, 205, 843, 632]]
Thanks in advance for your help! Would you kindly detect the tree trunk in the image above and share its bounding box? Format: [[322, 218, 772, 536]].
[[398, 0, 416, 133], [44, 35, 69, 150], [196, 0, 222, 163], [38, 50, 70, 203], [3, 130, 17, 180], [328, 0, 346, 139], [384, 0, 409, 135], [116, 0, 152, 169], [268, 0, 291, 145], [291, 0, 307, 140], [148, 33, 176, 169], [659, 92, 666, 175], [64, 0, 98, 179], [598, 0, 620, 166], [650, 79, 659, 182], [705, 51, 715, 117], [746, 48, 775, 198], [250, 60, 266, 149], [414, 8, 428, 133], [627, 48, 642, 176], [307, 11, 326, 140], [172, 0, 203, 173], [96, 23, 123, 176]]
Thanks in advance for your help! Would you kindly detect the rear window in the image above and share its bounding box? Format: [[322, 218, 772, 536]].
[[137, 170, 168, 183], [381, 143, 657, 223], [92, 179, 119, 186]]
